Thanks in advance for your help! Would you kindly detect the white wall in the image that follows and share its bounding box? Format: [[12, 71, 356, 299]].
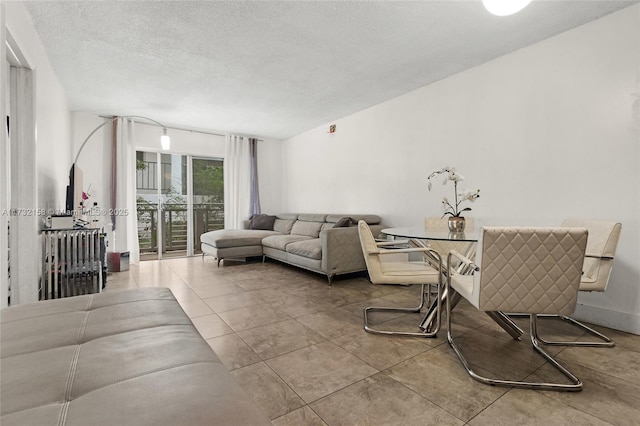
[[256, 139, 283, 214], [280, 6, 640, 334], [3, 2, 71, 305], [5, 2, 71, 216], [1, 5, 8, 307]]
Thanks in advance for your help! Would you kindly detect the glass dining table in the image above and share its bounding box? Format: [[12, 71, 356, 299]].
[[381, 227, 478, 243], [381, 227, 524, 340]]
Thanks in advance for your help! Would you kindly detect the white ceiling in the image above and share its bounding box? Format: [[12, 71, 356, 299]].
[[22, 0, 638, 140]]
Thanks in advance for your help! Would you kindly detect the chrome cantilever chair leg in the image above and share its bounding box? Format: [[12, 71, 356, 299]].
[[446, 287, 582, 392], [526, 219, 621, 348], [485, 311, 524, 341], [538, 314, 614, 347], [363, 283, 441, 338], [507, 313, 615, 347], [551, 315, 615, 346]]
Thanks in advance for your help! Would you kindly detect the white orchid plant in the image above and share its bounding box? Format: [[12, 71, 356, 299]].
[[427, 167, 480, 218]]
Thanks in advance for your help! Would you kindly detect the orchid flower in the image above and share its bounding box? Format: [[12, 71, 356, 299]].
[[427, 167, 480, 217]]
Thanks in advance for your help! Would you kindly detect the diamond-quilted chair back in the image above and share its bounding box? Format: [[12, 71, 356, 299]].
[[477, 227, 588, 315], [561, 219, 621, 292]]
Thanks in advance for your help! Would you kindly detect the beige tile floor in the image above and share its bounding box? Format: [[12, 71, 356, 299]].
[[106, 256, 640, 426]]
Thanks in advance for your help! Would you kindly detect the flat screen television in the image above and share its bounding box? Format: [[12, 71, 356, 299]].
[[65, 163, 84, 215]]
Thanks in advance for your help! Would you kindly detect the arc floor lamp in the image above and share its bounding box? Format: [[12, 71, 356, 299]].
[[68, 115, 171, 231], [73, 115, 170, 165]]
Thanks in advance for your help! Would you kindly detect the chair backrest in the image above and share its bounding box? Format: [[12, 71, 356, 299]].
[[424, 217, 475, 260], [424, 217, 475, 232], [561, 219, 621, 292], [357, 220, 384, 283], [472, 227, 588, 315]]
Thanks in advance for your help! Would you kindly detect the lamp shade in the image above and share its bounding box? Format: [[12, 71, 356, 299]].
[[483, 0, 532, 16], [161, 129, 171, 150]]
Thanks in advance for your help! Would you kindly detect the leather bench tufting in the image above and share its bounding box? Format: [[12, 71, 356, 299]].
[[0, 288, 270, 426]]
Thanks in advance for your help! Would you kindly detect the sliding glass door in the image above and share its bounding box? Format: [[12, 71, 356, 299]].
[[192, 157, 224, 254], [136, 152, 224, 260]]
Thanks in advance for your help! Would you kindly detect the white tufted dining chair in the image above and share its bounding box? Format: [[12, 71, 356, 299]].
[[408, 217, 477, 304], [534, 219, 622, 347], [447, 226, 588, 391], [424, 217, 475, 258], [358, 220, 443, 337]]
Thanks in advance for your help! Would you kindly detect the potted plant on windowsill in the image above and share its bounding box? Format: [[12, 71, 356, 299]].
[[427, 167, 480, 232]]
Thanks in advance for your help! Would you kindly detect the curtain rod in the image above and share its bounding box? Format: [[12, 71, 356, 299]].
[[98, 115, 263, 141]]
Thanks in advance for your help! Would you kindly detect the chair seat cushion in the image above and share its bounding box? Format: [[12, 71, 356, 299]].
[[375, 261, 440, 285], [450, 273, 476, 307]]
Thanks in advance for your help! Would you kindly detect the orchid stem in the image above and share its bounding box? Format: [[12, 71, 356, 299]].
[[454, 180, 458, 216]]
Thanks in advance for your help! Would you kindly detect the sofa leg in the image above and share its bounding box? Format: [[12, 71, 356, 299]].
[[327, 275, 334, 286], [217, 258, 222, 267]]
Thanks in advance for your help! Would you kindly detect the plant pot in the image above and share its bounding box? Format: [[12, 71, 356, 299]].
[[448, 216, 466, 232]]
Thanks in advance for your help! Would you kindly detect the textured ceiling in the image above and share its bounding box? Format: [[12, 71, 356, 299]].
[[22, 0, 638, 140]]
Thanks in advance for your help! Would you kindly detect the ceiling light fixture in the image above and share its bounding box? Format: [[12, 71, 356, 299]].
[[483, 0, 532, 16]]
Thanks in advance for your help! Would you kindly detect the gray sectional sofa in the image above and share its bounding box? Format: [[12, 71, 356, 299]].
[[200, 213, 384, 284]]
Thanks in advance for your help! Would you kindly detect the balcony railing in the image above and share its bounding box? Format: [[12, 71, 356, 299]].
[[137, 203, 224, 254], [136, 161, 172, 192]]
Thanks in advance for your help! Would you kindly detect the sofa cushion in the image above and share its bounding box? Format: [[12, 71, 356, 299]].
[[276, 213, 299, 220], [326, 214, 381, 225], [249, 214, 276, 230], [201, 229, 280, 248], [334, 217, 354, 227], [321, 222, 335, 232], [286, 239, 323, 260], [273, 218, 296, 234], [290, 221, 323, 238], [261, 234, 312, 251], [297, 213, 327, 222]]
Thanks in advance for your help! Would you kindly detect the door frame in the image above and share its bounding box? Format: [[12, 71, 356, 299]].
[[2, 16, 38, 305], [137, 150, 195, 260]]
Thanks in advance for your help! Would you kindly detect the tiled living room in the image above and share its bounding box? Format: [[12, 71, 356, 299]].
[[3, 1, 640, 425], [105, 257, 640, 425]]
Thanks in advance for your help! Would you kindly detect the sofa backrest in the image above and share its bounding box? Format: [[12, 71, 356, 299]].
[[291, 220, 324, 238], [298, 213, 327, 222], [269, 213, 382, 235], [326, 214, 381, 225]]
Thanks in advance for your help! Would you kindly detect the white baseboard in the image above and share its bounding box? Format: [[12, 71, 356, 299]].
[[573, 303, 640, 335]]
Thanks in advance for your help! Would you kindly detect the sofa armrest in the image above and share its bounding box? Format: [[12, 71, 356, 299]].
[[321, 225, 384, 276]]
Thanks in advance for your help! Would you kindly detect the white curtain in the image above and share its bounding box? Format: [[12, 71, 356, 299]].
[[224, 135, 251, 229], [248, 138, 261, 217], [113, 118, 140, 263]]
